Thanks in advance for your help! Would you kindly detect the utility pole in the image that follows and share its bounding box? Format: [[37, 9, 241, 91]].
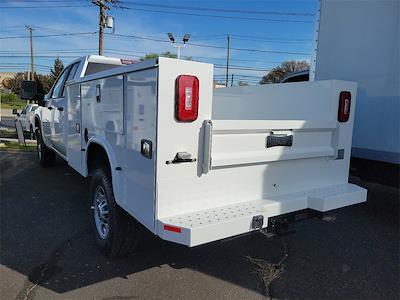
[[225, 34, 230, 87], [231, 74, 234, 87], [25, 26, 34, 81], [92, 0, 110, 55]]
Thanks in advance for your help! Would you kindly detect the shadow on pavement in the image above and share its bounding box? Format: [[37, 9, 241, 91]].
[[0, 152, 279, 297], [0, 152, 399, 299]]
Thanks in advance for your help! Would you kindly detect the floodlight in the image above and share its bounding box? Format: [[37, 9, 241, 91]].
[[182, 33, 190, 44], [167, 33, 175, 43]]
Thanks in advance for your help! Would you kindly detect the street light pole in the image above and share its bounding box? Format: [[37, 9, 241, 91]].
[[176, 44, 181, 59], [167, 33, 190, 59]]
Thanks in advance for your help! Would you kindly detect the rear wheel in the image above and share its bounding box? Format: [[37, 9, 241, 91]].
[[90, 168, 140, 257], [36, 128, 56, 167]]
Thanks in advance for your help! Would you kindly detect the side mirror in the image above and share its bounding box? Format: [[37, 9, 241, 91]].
[[21, 80, 37, 100], [17, 113, 21, 117]]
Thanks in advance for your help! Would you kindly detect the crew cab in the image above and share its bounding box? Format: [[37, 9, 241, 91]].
[[33, 55, 367, 257]]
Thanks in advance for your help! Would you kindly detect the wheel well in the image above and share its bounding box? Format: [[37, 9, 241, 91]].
[[87, 143, 111, 176]]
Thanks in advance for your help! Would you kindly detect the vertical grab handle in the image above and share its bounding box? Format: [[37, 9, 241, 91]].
[[202, 120, 213, 174]]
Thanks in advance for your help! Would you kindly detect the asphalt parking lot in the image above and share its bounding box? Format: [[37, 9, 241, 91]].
[[1, 151, 399, 299]]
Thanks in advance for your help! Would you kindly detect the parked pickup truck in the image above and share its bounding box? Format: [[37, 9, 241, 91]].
[[14, 103, 38, 139], [32, 55, 367, 257]]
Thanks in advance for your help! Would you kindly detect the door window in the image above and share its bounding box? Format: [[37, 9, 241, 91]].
[[51, 67, 70, 98], [66, 63, 79, 81], [21, 106, 28, 114], [62, 63, 79, 97]]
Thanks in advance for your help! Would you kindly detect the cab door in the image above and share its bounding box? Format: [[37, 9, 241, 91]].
[[49, 63, 79, 156]]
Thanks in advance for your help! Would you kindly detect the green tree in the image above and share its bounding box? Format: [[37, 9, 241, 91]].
[[1, 92, 19, 103], [139, 51, 179, 61], [9, 72, 53, 97], [161, 51, 178, 59], [50, 56, 64, 82], [9, 72, 28, 95], [35, 74, 53, 95], [139, 53, 159, 61], [260, 60, 310, 84]]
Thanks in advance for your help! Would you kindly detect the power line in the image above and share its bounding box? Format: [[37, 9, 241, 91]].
[[0, 2, 313, 25], [0, 31, 98, 40], [191, 43, 309, 56], [230, 34, 311, 42], [0, 5, 91, 9], [214, 74, 261, 78], [0, 52, 283, 65], [214, 65, 269, 72], [105, 33, 310, 55], [0, 55, 81, 58], [118, 6, 314, 24], [0, 63, 52, 68], [121, 1, 315, 17]]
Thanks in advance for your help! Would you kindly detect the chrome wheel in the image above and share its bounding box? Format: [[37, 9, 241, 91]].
[[94, 186, 110, 239]]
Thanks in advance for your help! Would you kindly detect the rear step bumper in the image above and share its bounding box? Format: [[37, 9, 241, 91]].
[[157, 183, 367, 247]]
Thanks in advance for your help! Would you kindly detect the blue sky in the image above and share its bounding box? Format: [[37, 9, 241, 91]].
[[0, 0, 318, 84]]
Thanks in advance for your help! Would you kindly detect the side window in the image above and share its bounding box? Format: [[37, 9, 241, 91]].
[[66, 63, 79, 81], [51, 67, 70, 98], [62, 63, 79, 97]]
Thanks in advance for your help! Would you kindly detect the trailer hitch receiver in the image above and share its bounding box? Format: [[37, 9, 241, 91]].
[[251, 215, 264, 230]]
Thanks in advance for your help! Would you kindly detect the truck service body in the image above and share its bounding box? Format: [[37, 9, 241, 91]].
[[34, 55, 367, 255]]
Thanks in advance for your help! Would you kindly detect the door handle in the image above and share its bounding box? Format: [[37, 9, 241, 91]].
[[57, 107, 64, 111], [48, 106, 53, 110]]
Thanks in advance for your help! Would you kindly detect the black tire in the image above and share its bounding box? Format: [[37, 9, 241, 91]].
[[30, 125, 36, 140], [36, 128, 56, 167], [90, 168, 139, 257]]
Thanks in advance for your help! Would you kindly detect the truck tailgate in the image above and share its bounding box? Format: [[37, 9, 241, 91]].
[[203, 119, 337, 172]]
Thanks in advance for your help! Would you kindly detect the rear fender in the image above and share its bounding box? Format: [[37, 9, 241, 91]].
[[85, 136, 122, 205]]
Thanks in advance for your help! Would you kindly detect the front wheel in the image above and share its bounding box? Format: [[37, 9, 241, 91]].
[[36, 128, 56, 167], [90, 168, 140, 257], [30, 125, 36, 140]]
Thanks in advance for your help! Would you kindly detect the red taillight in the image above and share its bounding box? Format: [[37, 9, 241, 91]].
[[338, 91, 351, 122], [175, 75, 199, 122], [164, 224, 182, 233]]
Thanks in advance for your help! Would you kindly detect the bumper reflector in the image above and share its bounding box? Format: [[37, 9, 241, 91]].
[[164, 224, 182, 233]]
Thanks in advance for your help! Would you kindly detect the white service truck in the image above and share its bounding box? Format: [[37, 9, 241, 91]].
[[14, 103, 38, 139], [32, 55, 367, 257]]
